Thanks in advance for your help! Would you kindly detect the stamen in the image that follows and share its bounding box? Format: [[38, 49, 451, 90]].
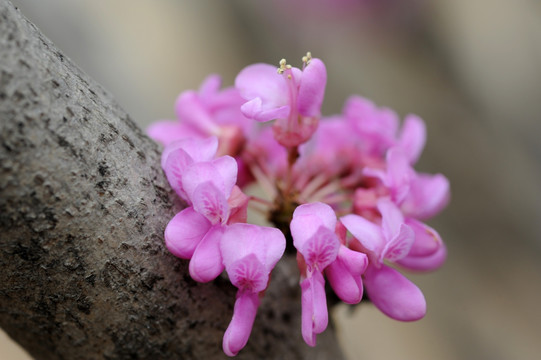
[[277, 58, 291, 74], [302, 52, 312, 66]]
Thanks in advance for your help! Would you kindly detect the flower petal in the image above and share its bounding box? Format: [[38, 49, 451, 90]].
[[211, 156, 238, 198], [221, 223, 286, 273], [405, 218, 443, 257], [326, 258, 363, 304], [398, 114, 426, 164], [189, 226, 225, 282], [364, 265, 426, 321], [396, 243, 447, 272], [175, 90, 220, 135], [340, 214, 384, 258], [191, 181, 229, 225], [147, 121, 199, 147], [164, 207, 211, 259], [182, 161, 225, 202], [297, 58, 326, 117], [301, 226, 340, 270], [228, 253, 268, 293], [161, 136, 218, 170], [235, 63, 289, 109], [290, 202, 337, 249], [223, 291, 260, 357], [402, 173, 450, 220], [300, 271, 328, 347]]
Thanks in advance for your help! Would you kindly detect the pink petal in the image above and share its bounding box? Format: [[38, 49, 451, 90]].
[[340, 214, 384, 258], [189, 226, 225, 282], [191, 182, 229, 225], [175, 90, 220, 135], [290, 202, 337, 249], [211, 156, 238, 198], [161, 136, 218, 169], [235, 63, 289, 109], [240, 98, 290, 122], [364, 265, 426, 321], [402, 173, 450, 220], [337, 245, 368, 275], [326, 259, 363, 304], [398, 114, 426, 165], [226, 186, 250, 224], [300, 271, 328, 347], [228, 253, 268, 293], [147, 121, 198, 147], [377, 198, 405, 241], [386, 148, 411, 204], [301, 226, 340, 270], [181, 162, 225, 202], [396, 243, 447, 272], [221, 223, 286, 273], [382, 223, 415, 262], [405, 218, 443, 257], [198, 74, 222, 101], [164, 207, 211, 259], [162, 147, 193, 202], [223, 291, 260, 357], [297, 58, 326, 117]]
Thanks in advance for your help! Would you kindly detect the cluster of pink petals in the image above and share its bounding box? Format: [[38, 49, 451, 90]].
[[149, 53, 450, 356]]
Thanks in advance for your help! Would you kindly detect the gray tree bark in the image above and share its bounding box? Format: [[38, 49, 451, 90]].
[[0, 1, 344, 359]]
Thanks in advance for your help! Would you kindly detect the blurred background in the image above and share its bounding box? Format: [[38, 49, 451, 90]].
[[3, 0, 541, 359]]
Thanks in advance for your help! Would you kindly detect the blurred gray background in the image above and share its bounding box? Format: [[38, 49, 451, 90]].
[[3, 1, 541, 359]]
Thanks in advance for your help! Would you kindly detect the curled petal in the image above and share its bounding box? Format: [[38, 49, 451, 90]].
[[326, 259, 363, 304], [382, 223, 415, 263], [396, 243, 447, 272], [337, 245, 368, 275], [386, 148, 411, 204], [163, 148, 193, 202], [223, 291, 260, 357], [364, 265, 426, 321], [300, 271, 328, 346], [406, 218, 443, 257], [236, 63, 291, 121], [164, 207, 211, 259], [189, 226, 225, 282], [240, 98, 290, 122], [398, 114, 426, 165], [297, 58, 326, 117]]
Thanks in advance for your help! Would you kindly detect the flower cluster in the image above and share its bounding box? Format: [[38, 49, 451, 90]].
[[149, 53, 450, 356]]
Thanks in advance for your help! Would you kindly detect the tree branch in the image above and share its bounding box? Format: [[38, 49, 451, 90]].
[[0, 1, 343, 359]]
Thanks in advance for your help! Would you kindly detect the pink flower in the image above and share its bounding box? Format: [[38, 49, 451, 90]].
[[341, 199, 427, 321], [290, 202, 340, 346], [148, 75, 249, 156], [235, 53, 327, 147], [221, 224, 286, 356], [344, 96, 426, 163]]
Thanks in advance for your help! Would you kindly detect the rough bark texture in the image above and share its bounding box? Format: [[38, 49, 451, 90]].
[[0, 1, 344, 359]]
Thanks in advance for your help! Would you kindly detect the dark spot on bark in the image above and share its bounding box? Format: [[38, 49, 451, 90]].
[[281, 312, 291, 324], [121, 134, 135, 149], [136, 150, 146, 162], [33, 174, 44, 185], [62, 116, 68, 123], [141, 272, 164, 291], [76, 296, 93, 315], [85, 273, 96, 286], [96, 180, 110, 191], [98, 162, 109, 176]]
